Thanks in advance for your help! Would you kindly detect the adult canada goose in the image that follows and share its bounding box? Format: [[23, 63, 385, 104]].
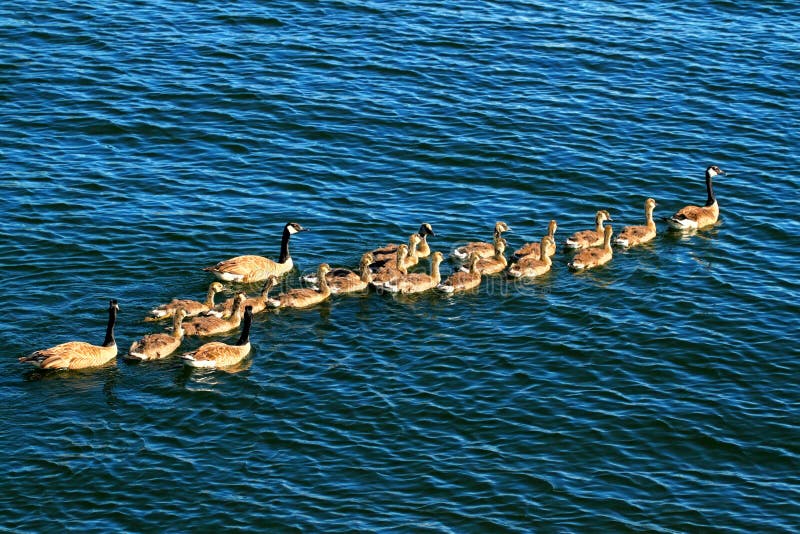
[[471, 238, 508, 275], [182, 293, 247, 336], [180, 306, 254, 368], [438, 252, 481, 294], [145, 282, 225, 321], [568, 225, 614, 271], [452, 221, 510, 261], [615, 198, 658, 248], [208, 276, 279, 317], [512, 220, 558, 260], [380, 251, 444, 294], [507, 237, 555, 278], [666, 165, 725, 230], [20, 300, 119, 370], [203, 222, 308, 282], [267, 264, 332, 309], [564, 210, 613, 250], [371, 244, 409, 285], [127, 308, 187, 361], [326, 253, 375, 294]]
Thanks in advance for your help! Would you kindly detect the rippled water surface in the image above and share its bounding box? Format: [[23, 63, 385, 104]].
[[2, 1, 799, 531]]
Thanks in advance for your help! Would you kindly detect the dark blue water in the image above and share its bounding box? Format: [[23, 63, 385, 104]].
[[2, 1, 799, 531]]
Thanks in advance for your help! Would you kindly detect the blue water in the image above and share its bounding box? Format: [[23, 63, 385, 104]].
[[2, 1, 799, 531]]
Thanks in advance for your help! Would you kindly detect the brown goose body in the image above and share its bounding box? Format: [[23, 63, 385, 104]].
[[268, 264, 332, 309], [452, 221, 510, 261], [615, 198, 657, 248], [209, 277, 278, 318], [381, 252, 444, 294], [327, 253, 374, 294], [204, 222, 307, 282], [569, 225, 614, 271], [513, 220, 558, 259], [473, 238, 508, 275], [181, 306, 254, 368], [128, 308, 186, 361], [20, 300, 119, 370], [565, 210, 613, 250], [146, 282, 224, 321], [667, 166, 725, 230], [182, 293, 247, 336], [371, 244, 409, 285], [438, 252, 481, 293], [508, 237, 554, 278]]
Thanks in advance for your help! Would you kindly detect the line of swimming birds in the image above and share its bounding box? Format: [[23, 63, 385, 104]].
[[19, 165, 726, 372]]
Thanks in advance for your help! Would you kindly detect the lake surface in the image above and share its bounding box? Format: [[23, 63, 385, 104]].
[[2, 1, 799, 531]]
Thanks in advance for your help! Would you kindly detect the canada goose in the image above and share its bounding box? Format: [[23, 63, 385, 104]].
[[381, 251, 444, 294], [512, 220, 558, 260], [615, 198, 657, 247], [127, 308, 187, 361], [507, 236, 555, 278], [437, 252, 481, 293], [371, 223, 435, 260], [568, 225, 614, 271], [145, 282, 225, 321], [20, 300, 119, 370], [180, 306, 254, 368], [564, 210, 613, 249], [326, 252, 375, 294], [371, 234, 421, 270], [267, 264, 332, 309], [208, 276, 278, 318], [371, 244, 409, 285], [182, 292, 247, 336], [203, 222, 308, 282], [452, 221, 510, 261], [471, 238, 508, 275], [666, 166, 725, 230]]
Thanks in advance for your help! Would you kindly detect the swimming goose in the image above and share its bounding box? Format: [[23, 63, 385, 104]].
[[371, 234, 421, 271], [666, 166, 725, 230], [564, 210, 613, 250], [180, 306, 254, 368], [568, 225, 614, 271], [512, 220, 558, 260], [370, 223, 435, 260], [145, 282, 225, 321], [437, 252, 481, 293], [203, 222, 308, 282], [327, 252, 375, 294], [452, 221, 510, 261], [127, 308, 187, 361], [182, 292, 247, 336], [371, 244, 409, 285], [471, 238, 508, 275], [267, 264, 332, 309], [20, 300, 119, 370], [615, 198, 657, 247], [380, 251, 444, 294], [507, 237, 555, 278], [208, 276, 278, 317]]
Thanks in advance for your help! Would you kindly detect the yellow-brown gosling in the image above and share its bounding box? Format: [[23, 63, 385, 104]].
[[437, 252, 481, 294], [380, 251, 444, 294], [472, 238, 508, 275], [208, 276, 278, 318], [182, 292, 247, 336], [666, 165, 725, 230], [512, 220, 558, 260], [267, 264, 332, 309], [180, 305, 254, 369], [614, 198, 657, 248], [20, 300, 119, 370], [507, 236, 555, 278], [127, 308, 187, 361], [203, 222, 308, 282], [327, 252, 375, 294], [371, 244, 409, 285], [452, 221, 510, 261], [371, 233, 421, 270], [564, 210, 613, 250], [568, 225, 614, 271], [145, 281, 225, 321]]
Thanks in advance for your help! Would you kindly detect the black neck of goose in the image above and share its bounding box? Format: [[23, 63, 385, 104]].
[[278, 226, 292, 264], [236, 311, 253, 346], [705, 171, 716, 206], [102, 305, 117, 347]]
